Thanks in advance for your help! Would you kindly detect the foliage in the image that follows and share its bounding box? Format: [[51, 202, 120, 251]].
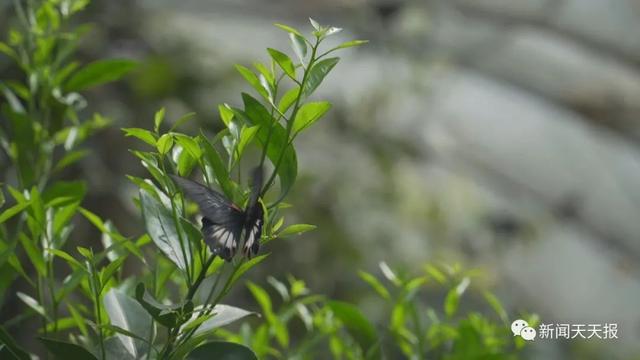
[[0, 1, 533, 359], [0, 0, 134, 347], [217, 264, 537, 360]]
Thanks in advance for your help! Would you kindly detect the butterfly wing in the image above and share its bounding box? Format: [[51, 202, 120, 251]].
[[242, 202, 263, 258], [171, 175, 244, 261], [242, 167, 264, 258]]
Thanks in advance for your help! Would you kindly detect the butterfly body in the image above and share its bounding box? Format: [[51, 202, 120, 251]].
[[171, 167, 264, 261]]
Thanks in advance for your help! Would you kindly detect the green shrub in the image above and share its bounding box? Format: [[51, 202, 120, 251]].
[[0, 1, 531, 359]]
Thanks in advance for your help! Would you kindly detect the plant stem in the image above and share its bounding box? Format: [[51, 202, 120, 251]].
[[168, 260, 243, 358], [157, 254, 217, 359], [261, 38, 319, 198]]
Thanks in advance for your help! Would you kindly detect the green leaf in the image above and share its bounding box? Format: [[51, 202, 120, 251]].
[[104, 288, 152, 358], [274, 23, 304, 38], [65, 59, 137, 92], [240, 93, 297, 198], [484, 291, 508, 324], [139, 189, 190, 271], [278, 87, 300, 114], [170, 112, 197, 132], [424, 264, 447, 285], [303, 57, 339, 96], [199, 134, 235, 199], [237, 126, 260, 158], [156, 133, 173, 154], [67, 303, 89, 337], [254, 62, 274, 89], [174, 134, 202, 159], [18, 233, 46, 275], [123, 128, 157, 147], [100, 324, 150, 345], [0, 42, 19, 63], [267, 48, 295, 79], [39, 337, 97, 359], [247, 282, 288, 347], [247, 282, 273, 317], [53, 149, 90, 173], [186, 341, 257, 360], [218, 104, 235, 126], [42, 181, 86, 207], [358, 271, 390, 301], [177, 147, 197, 176], [278, 224, 316, 237], [228, 254, 269, 287], [292, 101, 331, 135], [267, 276, 289, 301], [290, 33, 307, 64], [0, 201, 30, 224], [154, 108, 165, 133], [235, 65, 270, 100], [134, 283, 179, 328], [100, 256, 127, 288], [331, 40, 369, 51], [0, 325, 30, 360], [190, 304, 257, 335], [17, 292, 47, 318], [327, 301, 380, 359], [309, 18, 321, 31], [48, 248, 85, 271], [444, 289, 459, 317]]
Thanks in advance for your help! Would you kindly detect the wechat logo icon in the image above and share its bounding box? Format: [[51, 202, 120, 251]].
[[511, 319, 536, 341]]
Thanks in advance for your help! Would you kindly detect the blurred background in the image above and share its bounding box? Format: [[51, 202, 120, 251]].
[[3, 0, 640, 358]]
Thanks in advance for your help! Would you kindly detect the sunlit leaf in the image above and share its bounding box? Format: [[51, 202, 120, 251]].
[[0, 201, 30, 224], [278, 224, 316, 237], [17, 292, 47, 318], [274, 23, 303, 38], [267, 48, 295, 79], [303, 57, 339, 96], [331, 40, 368, 51], [154, 108, 165, 133], [278, 87, 299, 114], [236, 65, 270, 101], [292, 101, 331, 135], [156, 133, 173, 154], [237, 125, 260, 158], [123, 128, 157, 147], [290, 33, 307, 64]]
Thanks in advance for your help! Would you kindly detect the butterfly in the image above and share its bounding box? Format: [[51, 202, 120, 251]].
[[170, 166, 264, 261]]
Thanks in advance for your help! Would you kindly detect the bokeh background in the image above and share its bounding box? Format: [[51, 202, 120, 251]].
[[2, 0, 640, 358]]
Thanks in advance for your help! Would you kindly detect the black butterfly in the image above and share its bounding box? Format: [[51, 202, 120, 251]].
[[171, 167, 264, 261]]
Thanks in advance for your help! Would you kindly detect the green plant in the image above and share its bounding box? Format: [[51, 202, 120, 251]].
[[0, 0, 135, 347], [0, 2, 535, 359], [218, 263, 537, 360], [0, 2, 368, 357]]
